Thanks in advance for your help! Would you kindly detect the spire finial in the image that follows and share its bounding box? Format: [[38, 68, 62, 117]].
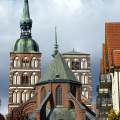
[[52, 26, 59, 57], [20, 0, 32, 38]]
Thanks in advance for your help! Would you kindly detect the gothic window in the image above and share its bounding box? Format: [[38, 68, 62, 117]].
[[13, 72, 21, 85], [81, 73, 88, 84], [41, 87, 46, 102], [81, 58, 87, 69], [22, 57, 29, 68], [13, 92, 17, 103], [22, 92, 26, 103], [21, 72, 29, 85], [14, 57, 21, 68], [72, 59, 80, 70], [56, 86, 62, 105], [17, 92, 21, 103], [31, 72, 38, 85], [31, 57, 38, 68], [82, 88, 88, 99]]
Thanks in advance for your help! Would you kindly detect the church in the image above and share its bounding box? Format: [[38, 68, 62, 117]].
[[7, 0, 96, 120]]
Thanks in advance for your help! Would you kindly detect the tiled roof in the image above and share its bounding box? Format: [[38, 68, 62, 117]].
[[105, 23, 120, 66], [101, 23, 120, 73]]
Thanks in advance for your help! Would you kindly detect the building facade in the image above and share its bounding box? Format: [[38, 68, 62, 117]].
[[62, 51, 92, 108], [8, 0, 41, 112], [7, 0, 96, 119], [96, 23, 120, 119], [7, 50, 96, 120]]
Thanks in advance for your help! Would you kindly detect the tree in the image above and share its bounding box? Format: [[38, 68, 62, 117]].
[[108, 109, 120, 120]]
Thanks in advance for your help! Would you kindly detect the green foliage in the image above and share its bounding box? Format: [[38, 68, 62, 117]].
[[108, 109, 120, 120]]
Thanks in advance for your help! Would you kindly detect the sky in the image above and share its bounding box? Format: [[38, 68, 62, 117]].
[[0, 0, 119, 115]]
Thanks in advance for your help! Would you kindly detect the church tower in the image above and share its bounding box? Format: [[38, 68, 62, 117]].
[[8, 0, 41, 112]]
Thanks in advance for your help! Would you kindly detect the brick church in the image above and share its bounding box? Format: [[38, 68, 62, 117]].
[[7, 0, 96, 120]]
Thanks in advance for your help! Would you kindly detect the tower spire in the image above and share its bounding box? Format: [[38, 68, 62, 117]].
[[52, 26, 59, 57], [20, 0, 32, 38]]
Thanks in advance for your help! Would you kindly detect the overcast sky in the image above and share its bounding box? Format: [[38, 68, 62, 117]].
[[0, 0, 119, 115]]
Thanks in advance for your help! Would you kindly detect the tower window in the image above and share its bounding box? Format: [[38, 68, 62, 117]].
[[72, 60, 80, 70], [22, 57, 29, 68], [56, 86, 62, 105], [82, 88, 88, 99], [74, 73, 80, 81], [65, 59, 71, 68], [13, 92, 17, 103], [81, 58, 87, 69], [21, 72, 29, 85], [31, 72, 38, 85], [31, 57, 38, 68], [22, 92, 26, 103], [14, 57, 21, 68], [13, 72, 20, 85], [17, 92, 21, 103], [81, 73, 88, 85], [31, 92, 34, 98], [26, 92, 30, 101]]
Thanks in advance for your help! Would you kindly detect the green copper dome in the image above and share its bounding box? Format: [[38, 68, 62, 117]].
[[14, 38, 39, 52], [13, 0, 39, 53]]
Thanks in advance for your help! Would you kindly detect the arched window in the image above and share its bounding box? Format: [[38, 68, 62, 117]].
[[14, 57, 21, 68], [22, 57, 29, 68], [56, 86, 62, 105], [82, 88, 88, 99], [13, 92, 17, 103], [17, 92, 21, 103], [22, 92, 26, 103], [13, 72, 20, 85], [26, 92, 29, 101], [65, 59, 71, 68], [21, 72, 29, 85], [81, 58, 87, 69], [41, 87, 46, 102], [31, 72, 38, 85], [31, 57, 38, 68], [81, 73, 88, 84]]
